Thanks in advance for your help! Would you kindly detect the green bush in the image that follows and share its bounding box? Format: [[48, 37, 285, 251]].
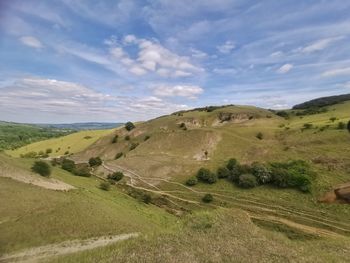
[[303, 123, 313, 130], [217, 167, 230, 178], [89, 157, 102, 167], [107, 171, 124, 181], [348, 120, 350, 133], [125, 135, 130, 141], [238, 174, 257, 188], [115, 152, 123, 160], [125, 122, 135, 131], [112, 135, 118, 143], [256, 132, 263, 140], [22, 151, 37, 158], [251, 162, 272, 184], [202, 194, 213, 203], [144, 135, 150, 141], [129, 142, 139, 151], [61, 159, 76, 172], [330, 117, 337, 122], [73, 166, 91, 177], [196, 168, 217, 184], [226, 158, 238, 171], [31, 161, 51, 177], [142, 193, 152, 204], [99, 181, 111, 191], [46, 148, 52, 154], [337, 122, 346, 129], [185, 176, 198, 186]]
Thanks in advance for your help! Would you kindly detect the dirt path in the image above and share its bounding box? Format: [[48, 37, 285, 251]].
[[0, 233, 139, 263]]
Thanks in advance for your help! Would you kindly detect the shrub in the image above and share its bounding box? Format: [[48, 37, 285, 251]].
[[202, 194, 214, 203], [303, 123, 313, 130], [125, 122, 135, 131], [348, 120, 350, 133], [46, 148, 52, 154], [112, 135, 118, 143], [22, 151, 37, 158], [330, 117, 337, 122], [74, 166, 91, 177], [337, 122, 346, 129], [108, 171, 124, 181], [61, 159, 76, 172], [100, 181, 111, 191], [226, 158, 238, 171], [196, 168, 217, 184], [89, 157, 102, 167], [115, 152, 123, 160], [125, 135, 130, 141], [185, 176, 198, 186], [251, 162, 272, 184], [217, 167, 230, 179], [129, 142, 139, 151], [31, 161, 51, 177], [142, 193, 152, 204], [276, 111, 289, 118], [256, 132, 263, 140], [144, 135, 150, 141], [179, 122, 186, 128], [238, 174, 257, 188], [64, 151, 69, 155]]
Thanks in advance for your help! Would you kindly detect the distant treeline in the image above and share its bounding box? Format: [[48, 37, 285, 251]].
[[293, 94, 350, 109], [172, 105, 235, 116], [0, 122, 73, 150]]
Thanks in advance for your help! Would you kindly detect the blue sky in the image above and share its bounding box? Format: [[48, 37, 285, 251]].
[[1, 0, 350, 123]]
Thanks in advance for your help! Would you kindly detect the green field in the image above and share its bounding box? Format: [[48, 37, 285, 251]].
[[7, 129, 115, 158]]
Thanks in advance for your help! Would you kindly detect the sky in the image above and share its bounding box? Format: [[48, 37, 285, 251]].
[[1, 0, 350, 123]]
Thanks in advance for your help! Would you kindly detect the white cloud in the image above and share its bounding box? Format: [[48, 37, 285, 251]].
[[190, 48, 208, 59], [322, 67, 350, 77], [19, 36, 43, 49], [277, 63, 293, 74], [301, 37, 344, 54], [152, 85, 203, 99], [270, 51, 283, 58], [217, 40, 235, 54], [0, 77, 189, 122], [108, 36, 203, 77], [213, 67, 237, 75]]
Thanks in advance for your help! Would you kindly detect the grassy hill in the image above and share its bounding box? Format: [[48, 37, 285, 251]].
[[1, 100, 350, 262]]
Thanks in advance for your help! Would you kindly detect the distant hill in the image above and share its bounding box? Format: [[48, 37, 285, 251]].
[[36, 122, 123, 130], [293, 93, 350, 109]]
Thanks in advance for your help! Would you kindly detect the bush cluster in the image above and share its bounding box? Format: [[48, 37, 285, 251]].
[[61, 159, 91, 177], [107, 171, 124, 182], [186, 158, 313, 193]]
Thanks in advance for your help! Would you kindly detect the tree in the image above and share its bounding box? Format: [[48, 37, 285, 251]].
[[202, 193, 213, 203], [61, 159, 76, 172], [185, 176, 198, 186], [125, 122, 135, 131], [196, 168, 217, 184], [108, 171, 124, 181], [89, 157, 102, 167], [31, 161, 51, 177], [238, 174, 257, 188], [217, 167, 230, 179], [256, 132, 263, 140], [100, 181, 111, 191]]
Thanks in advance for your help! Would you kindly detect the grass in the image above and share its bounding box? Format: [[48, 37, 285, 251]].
[[0, 156, 178, 255], [7, 129, 115, 158]]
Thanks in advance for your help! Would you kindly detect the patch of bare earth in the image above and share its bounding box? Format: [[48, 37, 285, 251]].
[[319, 182, 350, 204], [0, 233, 139, 263]]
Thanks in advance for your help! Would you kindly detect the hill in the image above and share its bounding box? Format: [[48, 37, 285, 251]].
[[293, 93, 350, 109], [1, 101, 350, 262]]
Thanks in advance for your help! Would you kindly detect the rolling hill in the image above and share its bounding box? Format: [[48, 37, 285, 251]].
[[1, 98, 350, 262]]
